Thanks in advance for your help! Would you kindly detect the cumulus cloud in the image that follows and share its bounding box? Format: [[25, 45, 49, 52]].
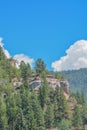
[[52, 40, 87, 71], [13, 54, 34, 68], [0, 37, 11, 58], [0, 37, 34, 68]]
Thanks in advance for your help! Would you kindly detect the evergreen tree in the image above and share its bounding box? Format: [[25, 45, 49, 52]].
[[54, 86, 69, 126], [35, 58, 46, 76], [20, 82, 37, 130], [0, 96, 8, 130], [0, 46, 6, 61], [1, 50, 86, 130], [6, 93, 18, 130], [15, 92, 27, 130], [54, 86, 60, 126], [20, 61, 31, 81], [38, 79, 48, 109], [2, 59, 18, 81], [26, 106, 37, 130], [75, 91, 83, 104], [45, 103, 54, 130], [72, 105, 83, 130], [15, 108, 27, 130], [82, 103, 87, 128], [59, 88, 69, 119], [58, 119, 70, 130], [31, 91, 45, 130]]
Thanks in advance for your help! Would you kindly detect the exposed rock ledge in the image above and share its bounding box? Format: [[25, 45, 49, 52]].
[[12, 75, 70, 99]]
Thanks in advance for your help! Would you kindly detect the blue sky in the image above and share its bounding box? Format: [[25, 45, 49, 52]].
[[0, 0, 87, 70]]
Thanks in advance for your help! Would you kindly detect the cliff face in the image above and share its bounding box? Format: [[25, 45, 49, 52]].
[[47, 77, 69, 100], [59, 80, 70, 100], [29, 75, 70, 99], [60, 80, 69, 94], [12, 75, 70, 99]]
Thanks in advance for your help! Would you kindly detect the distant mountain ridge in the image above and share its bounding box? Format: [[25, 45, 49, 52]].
[[59, 68, 87, 98]]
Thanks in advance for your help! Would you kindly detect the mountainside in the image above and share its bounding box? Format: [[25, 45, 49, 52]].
[[1, 45, 87, 130], [59, 68, 87, 98]]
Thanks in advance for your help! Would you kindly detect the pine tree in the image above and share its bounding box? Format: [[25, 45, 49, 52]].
[[35, 58, 46, 76], [6, 93, 18, 130], [38, 79, 48, 109], [15, 92, 27, 130], [20, 82, 38, 130], [31, 91, 45, 130], [26, 106, 37, 130], [82, 103, 87, 129], [0, 46, 6, 61], [15, 108, 27, 130], [59, 88, 69, 119], [58, 119, 70, 130], [0, 96, 8, 130], [54, 86, 69, 126], [72, 105, 83, 130], [20, 61, 31, 81], [45, 103, 54, 130], [54, 86, 61, 126]]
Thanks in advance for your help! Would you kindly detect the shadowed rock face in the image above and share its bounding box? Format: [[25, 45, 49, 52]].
[[12, 75, 70, 99], [29, 76, 70, 95], [60, 80, 69, 94]]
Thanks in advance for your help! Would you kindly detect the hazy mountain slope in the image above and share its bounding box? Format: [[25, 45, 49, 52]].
[[59, 68, 87, 98]]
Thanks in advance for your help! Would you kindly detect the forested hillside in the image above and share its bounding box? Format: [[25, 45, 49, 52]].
[[59, 69, 87, 98], [0, 45, 87, 130]]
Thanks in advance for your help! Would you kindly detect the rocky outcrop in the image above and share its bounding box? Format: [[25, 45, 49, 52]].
[[29, 75, 70, 98], [47, 76, 69, 100], [12, 75, 70, 99], [12, 77, 23, 87], [60, 80, 69, 94]]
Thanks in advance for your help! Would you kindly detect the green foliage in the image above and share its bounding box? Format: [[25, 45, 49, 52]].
[[20, 61, 32, 81], [54, 72, 65, 80], [0, 96, 8, 130], [72, 105, 83, 130], [82, 103, 87, 125], [45, 103, 54, 129], [58, 119, 71, 130], [31, 91, 45, 130], [38, 79, 48, 109], [0, 46, 6, 61], [54, 86, 69, 126], [6, 93, 18, 130], [0, 54, 87, 130], [75, 91, 85, 105], [35, 58, 46, 76], [59, 68, 87, 99]]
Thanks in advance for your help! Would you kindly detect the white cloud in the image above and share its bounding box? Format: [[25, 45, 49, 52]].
[[13, 54, 34, 68], [0, 37, 11, 58], [52, 40, 87, 71], [0, 37, 34, 68]]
